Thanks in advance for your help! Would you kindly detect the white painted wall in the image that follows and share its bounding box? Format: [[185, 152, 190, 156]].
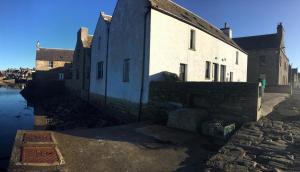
[[90, 1, 248, 105], [106, 0, 150, 104], [90, 15, 110, 95], [148, 9, 247, 85]]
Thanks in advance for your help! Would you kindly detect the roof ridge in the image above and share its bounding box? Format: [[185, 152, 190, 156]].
[[234, 33, 277, 39], [39, 47, 74, 51]]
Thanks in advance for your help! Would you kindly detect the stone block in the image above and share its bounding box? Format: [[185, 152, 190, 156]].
[[167, 108, 208, 132]]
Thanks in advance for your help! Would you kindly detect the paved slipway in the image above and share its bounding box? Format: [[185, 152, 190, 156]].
[[206, 91, 300, 171]]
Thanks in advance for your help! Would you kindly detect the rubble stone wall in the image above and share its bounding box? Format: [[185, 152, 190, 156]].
[[150, 82, 262, 123], [265, 85, 292, 95]]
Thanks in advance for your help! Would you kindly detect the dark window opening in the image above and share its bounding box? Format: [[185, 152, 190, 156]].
[[97, 61, 104, 79], [236, 51, 239, 65], [220, 65, 226, 82], [179, 63, 187, 81], [123, 59, 130, 82], [213, 63, 219, 82], [205, 61, 211, 79], [189, 30, 196, 50]]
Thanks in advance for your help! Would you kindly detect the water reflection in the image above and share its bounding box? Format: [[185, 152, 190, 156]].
[[0, 84, 34, 170]]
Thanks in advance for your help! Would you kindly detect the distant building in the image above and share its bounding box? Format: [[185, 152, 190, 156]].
[[234, 23, 289, 85], [291, 68, 298, 88], [89, 12, 111, 104], [66, 27, 93, 99], [89, 0, 248, 114], [0, 72, 4, 80], [35, 43, 74, 81]]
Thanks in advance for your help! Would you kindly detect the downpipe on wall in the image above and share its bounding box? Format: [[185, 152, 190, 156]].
[[138, 6, 151, 122], [104, 23, 111, 105]]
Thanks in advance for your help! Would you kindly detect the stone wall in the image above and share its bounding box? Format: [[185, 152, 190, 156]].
[[265, 85, 292, 95], [65, 79, 90, 101], [36, 60, 70, 71], [150, 82, 262, 123]]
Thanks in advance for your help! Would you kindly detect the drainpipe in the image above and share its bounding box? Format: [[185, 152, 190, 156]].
[[87, 48, 91, 102], [104, 23, 111, 105], [138, 6, 151, 122]]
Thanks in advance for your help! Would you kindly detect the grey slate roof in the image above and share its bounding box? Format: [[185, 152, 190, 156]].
[[149, 0, 245, 53], [233, 34, 280, 51], [36, 48, 74, 62]]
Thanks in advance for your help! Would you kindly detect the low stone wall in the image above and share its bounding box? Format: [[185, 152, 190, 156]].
[[265, 85, 292, 95], [65, 80, 90, 101], [150, 82, 262, 124], [89, 93, 105, 107], [21, 81, 66, 102]]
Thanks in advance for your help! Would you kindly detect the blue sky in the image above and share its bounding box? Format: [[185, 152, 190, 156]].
[[0, 0, 299, 70]]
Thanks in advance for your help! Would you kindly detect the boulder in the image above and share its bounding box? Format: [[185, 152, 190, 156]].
[[167, 108, 208, 132]]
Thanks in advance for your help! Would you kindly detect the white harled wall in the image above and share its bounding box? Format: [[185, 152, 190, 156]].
[[106, 0, 150, 104], [90, 15, 110, 96], [89, 1, 248, 105], [148, 9, 248, 84]]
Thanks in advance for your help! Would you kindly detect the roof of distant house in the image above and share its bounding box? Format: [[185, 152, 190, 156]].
[[233, 34, 280, 51], [36, 48, 74, 62], [149, 0, 245, 53]]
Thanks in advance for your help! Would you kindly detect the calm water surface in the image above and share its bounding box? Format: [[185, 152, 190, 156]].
[[0, 85, 34, 170]]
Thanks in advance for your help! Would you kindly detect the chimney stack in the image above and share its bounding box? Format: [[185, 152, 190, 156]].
[[77, 27, 89, 42], [277, 22, 284, 36], [221, 22, 232, 39]]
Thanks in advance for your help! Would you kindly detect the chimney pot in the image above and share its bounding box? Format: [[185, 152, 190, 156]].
[[221, 22, 232, 39]]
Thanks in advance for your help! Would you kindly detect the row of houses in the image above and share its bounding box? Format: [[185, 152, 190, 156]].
[[34, 0, 295, 116], [0, 68, 34, 83]]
